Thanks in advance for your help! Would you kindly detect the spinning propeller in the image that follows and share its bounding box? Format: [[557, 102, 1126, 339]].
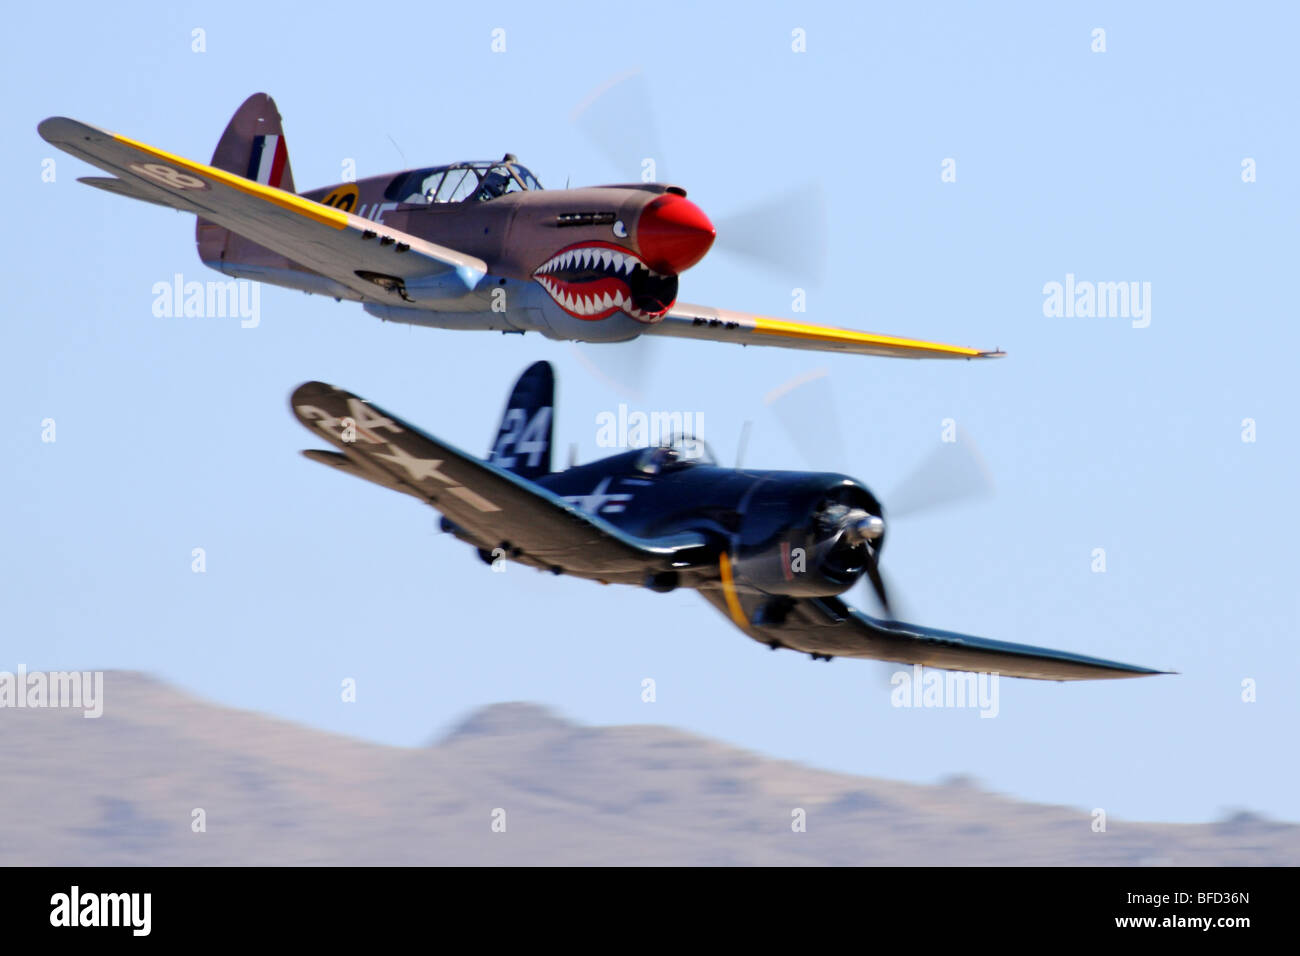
[[762, 367, 994, 619], [570, 71, 827, 398], [571, 69, 827, 283]]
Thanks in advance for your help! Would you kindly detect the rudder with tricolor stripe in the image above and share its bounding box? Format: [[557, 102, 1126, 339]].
[[196, 93, 308, 280]]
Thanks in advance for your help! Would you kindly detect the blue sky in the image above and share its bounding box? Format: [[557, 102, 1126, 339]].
[[4, 1, 1297, 825]]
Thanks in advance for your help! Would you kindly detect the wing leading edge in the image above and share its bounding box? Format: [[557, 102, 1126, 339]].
[[698, 588, 1169, 681], [650, 302, 1005, 360]]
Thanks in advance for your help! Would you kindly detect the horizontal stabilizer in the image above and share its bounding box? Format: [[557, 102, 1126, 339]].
[[300, 449, 421, 499], [77, 176, 176, 208]]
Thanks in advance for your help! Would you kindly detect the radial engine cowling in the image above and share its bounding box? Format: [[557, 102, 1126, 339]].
[[729, 476, 885, 598]]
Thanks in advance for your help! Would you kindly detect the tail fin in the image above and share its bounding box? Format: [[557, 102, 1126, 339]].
[[211, 92, 296, 190], [487, 362, 554, 481], [196, 93, 299, 272]]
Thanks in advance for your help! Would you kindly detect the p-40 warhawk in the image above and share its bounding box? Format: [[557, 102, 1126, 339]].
[[40, 93, 1002, 360], [291, 362, 1165, 681]]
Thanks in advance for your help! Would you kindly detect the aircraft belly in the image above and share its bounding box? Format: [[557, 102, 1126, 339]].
[[358, 280, 652, 343], [362, 277, 542, 330], [363, 304, 536, 332], [203, 260, 362, 301], [533, 297, 649, 343]]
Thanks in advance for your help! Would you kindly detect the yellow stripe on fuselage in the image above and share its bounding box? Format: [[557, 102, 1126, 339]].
[[717, 552, 748, 630], [750, 316, 984, 358], [112, 131, 349, 230]]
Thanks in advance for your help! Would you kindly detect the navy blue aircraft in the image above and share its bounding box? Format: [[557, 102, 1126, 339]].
[[291, 363, 1168, 681]]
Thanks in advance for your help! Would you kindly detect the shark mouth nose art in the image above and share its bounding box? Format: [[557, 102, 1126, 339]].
[[533, 242, 678, 322]]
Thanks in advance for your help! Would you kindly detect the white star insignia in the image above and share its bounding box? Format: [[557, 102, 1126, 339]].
[[373, 445, 456, 484], [566, 477, 633, 515]]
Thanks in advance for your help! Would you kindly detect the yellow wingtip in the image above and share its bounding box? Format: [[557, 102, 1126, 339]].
[[750, 316, 997, 359]]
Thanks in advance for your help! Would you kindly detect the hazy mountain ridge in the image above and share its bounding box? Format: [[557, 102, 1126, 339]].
[[0, 672, 1293, 866]]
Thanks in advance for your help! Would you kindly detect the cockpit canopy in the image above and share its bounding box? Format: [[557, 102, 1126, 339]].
[[384, 155, 542, 205], [634, 436, 717, 475]]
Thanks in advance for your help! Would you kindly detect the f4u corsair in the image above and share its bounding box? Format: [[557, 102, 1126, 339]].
[[40, 93, 1002, 360], [292, 362, 1165, 680]]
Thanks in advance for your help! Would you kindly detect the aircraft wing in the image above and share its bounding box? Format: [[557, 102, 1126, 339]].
[[38, 117, 487, 303], [291, 382, 711, 579], [698, 586, 1168, 681], [646, 302, 1005, 360]]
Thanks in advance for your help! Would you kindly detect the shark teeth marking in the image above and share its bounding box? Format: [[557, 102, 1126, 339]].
[[533, 244, 670, 282], [534, 245, 666, 283], [532, 242, 674, 322]]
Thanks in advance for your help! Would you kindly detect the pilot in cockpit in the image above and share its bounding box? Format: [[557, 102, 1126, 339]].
[[635, 446, 679, 475], [476, 168, 513, 201]]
